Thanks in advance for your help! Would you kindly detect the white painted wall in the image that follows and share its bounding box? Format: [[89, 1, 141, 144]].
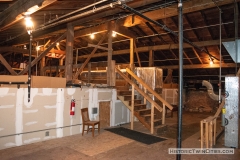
[[0, 87, 129, 150]]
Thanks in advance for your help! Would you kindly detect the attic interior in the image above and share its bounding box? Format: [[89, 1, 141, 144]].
[[0, 0, 239, 159]]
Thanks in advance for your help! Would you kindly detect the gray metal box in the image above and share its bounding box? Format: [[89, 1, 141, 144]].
[[225, 76, 239, 148]]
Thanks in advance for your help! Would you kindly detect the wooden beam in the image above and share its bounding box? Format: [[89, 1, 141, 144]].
[[88, 43, 109, 51], [134, 41, 141, 67], [192, 47, 203, 64], [0, 54, 17, 75], [78, 38, 234, 59], [18, 32, 66, 75], [159, 63, 238, 69], [121, 0, 240, 27], [73, 32, 107, 79]]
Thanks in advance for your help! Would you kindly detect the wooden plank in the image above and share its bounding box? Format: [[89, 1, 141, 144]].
[[151, 103, 154, 134], [115, 67, 163, 112], [0, 54, 17, 75], [131, 85, 134, 130], [126, 68, 173, 110], [134, 40, 141, 67], [162, 104, 165, 125], [99, 101, 110, 128], [73, 32, 107, 79], [18, 32, 66, 75]]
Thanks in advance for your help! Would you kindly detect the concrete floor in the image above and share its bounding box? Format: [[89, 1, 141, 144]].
[[0, 112, 240, 160]]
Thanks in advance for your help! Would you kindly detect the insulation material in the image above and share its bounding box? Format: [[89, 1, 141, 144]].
[[0, 87, 125, 150], [134, 67, 163, 91]]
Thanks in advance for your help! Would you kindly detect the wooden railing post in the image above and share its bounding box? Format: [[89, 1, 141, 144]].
[[151, 103, 154, 134], [144, 87, 147, 104], [131, 84, 134, 130], [162, 104, 166, 125]]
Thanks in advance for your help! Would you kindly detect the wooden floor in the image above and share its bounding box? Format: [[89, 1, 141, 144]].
[[0, 112, 239, 160]]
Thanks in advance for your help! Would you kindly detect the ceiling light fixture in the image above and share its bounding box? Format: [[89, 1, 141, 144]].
[[209, 57, 214, 65]]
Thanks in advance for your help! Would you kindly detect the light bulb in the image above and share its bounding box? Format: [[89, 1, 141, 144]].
[[90, 33, 95, 39], [112, 31, 116, 37]]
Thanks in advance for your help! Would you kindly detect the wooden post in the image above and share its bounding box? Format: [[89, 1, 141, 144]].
[[131, 85, 134, 130], [130, 38, 134, 71], [111, 60, 116, 86], [206, 121, 209, 148], [213, 118, 216, 145], [107, 22, 113, 86], [162, 104, 166, 125], [65, 23, 74, 82], [88, 62, 91, 83], [149, 50, 154, 67], [200, 121, 203, 148], [151, 103, 154, 134], [143, 87, 147, 104]]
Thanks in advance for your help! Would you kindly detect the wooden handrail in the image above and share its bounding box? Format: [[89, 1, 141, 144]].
[[126, 68, 173, 110], [214, 98, 225, 118], [115, 67, 163, 112]]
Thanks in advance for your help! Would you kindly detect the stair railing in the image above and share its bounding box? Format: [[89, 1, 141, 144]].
[[116, 67, 164, 133]]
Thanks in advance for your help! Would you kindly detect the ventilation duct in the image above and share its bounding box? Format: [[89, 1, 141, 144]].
[[202, 80, 219, 101], [222, 39, 240, 63]]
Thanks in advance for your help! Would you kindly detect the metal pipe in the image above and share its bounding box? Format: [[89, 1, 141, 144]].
[[43, 0, 109, 26], [28, 34, 32, 102], [35, 1, 131, 32], [212, 0, 222, 104], [234, 0, 239, 73], [120, 3, 218, 60], [177, 1, 183, 159]]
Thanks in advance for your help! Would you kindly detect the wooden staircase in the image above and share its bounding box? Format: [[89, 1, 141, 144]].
[[115, 68, 172, 134]]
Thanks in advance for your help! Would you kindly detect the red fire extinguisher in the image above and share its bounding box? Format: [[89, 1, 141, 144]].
[[70, 99, 75, 115]]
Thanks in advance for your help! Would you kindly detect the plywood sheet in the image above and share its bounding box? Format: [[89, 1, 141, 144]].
[[99, 101, 110, 128]]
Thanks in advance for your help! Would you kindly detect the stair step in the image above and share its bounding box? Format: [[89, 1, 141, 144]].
[[154, 119, 162, 126], [136, 108, 151, 115], [129, 99, 142, 105], [115, 86, 129, 90], [124, 95, 137, 101], [134, 104, 147, 111], [117, 90, 131, 95]]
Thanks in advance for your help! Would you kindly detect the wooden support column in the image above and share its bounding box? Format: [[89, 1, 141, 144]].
[[149, 50, 154, 67], [130, 38, 134, 71], [107, 22, 114, 86], [65, 23, 74, 82], [59, 56, 65, 77], [88, 62, 91, 83], [40, 56, 45, 76]]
